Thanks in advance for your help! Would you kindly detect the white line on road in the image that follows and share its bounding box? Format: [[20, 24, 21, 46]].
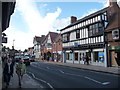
[[59, 70, 64, 73], [84, 76, 110, 85], [46, 67, 50, 69], [31, 63, 111, 86], [27, 71, 54, 89]]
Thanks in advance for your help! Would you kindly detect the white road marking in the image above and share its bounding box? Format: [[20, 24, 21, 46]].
[[46, 67, 50, 69], [84, 76, 110, 85], [27, 71, 54, 89], [31, 63, 111, 86], [102, 82, 110, 85], [26, 73, 43, 88], [59, 70, 64, 73]]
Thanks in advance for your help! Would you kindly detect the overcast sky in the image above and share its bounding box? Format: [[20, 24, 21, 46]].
[[3, 0, 120, 51]]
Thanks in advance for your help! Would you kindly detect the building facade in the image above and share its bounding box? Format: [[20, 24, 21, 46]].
[[53, 34, 62, 62], [61, 0, 120, 67], [41, 32, 59, 61], [105, 1, 120, 67], [33, 35, 45, 60]]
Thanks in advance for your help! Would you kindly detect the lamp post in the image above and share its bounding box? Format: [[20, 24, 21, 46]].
[[13, 39, 15, 48]]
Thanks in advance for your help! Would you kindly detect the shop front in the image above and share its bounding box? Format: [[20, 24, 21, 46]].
[[109, 46, 120, 67], [91, 48, 106, 67]]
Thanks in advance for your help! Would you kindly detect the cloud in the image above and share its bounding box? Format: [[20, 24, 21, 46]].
[[4, 0, 70, 50], [101, 0, 120, 7]]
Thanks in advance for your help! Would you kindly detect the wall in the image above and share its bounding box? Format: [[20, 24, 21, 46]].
[[0, 2, 2, 90]]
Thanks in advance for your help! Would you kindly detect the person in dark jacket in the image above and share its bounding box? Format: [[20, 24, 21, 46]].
[[3, 58, 14, 88], [84, 55, 89, 65]]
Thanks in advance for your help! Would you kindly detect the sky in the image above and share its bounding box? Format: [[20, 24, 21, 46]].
[[3, 0, 120, 51]]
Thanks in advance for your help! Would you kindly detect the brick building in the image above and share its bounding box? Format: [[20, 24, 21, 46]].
[[53, 34, 62, 62], [41, 32, 59, 61], [105, 0, 120, 67]]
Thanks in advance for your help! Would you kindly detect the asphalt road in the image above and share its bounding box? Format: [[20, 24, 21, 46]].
[[26, 62, 119, 88]]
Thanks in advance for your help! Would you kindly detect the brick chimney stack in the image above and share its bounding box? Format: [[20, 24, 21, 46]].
[[71, 16, 77, 24], [109, 0, 117, 6], [41, 35, 45, 37]]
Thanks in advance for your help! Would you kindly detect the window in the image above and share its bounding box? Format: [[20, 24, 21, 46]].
[[101, 36, 104, 42], [95, 24, 99, 33], [86, 28, 88, 37], [102, 14, 104, 20], [62, 33, 69, 42], [95, 16, 98, 22], [91, 19, 93, 23], [89, 38, 91, 43], [86, 39, 88, 44], [89, 25, 93, 36], [84, 21, 86, 26], [98, 15, 101, 21], [76, 30, 80, 38], [84, 29, 86, 38], [99, 36, 101, 42]]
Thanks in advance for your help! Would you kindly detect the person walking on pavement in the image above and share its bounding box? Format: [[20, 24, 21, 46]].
[[84, 55, 89, 65], [16, 59, 26, 88], [3, 58, 14, 88]]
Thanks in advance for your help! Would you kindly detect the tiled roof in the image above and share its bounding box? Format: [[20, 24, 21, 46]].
[[49, 32, 59, 43], [34, 36, 46, 44]]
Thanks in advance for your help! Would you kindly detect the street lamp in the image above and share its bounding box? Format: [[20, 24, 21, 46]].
[[12, 39, 15, 49]]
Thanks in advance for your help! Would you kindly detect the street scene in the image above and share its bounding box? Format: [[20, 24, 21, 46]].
[[0, 0, 120, 89]]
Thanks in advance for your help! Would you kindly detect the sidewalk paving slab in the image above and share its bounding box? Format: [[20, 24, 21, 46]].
[[41, 60, 120, 75]]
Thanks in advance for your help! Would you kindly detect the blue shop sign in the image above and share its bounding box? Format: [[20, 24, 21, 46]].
[[74, 42, 78, 47], [98, 52, 104, 63]]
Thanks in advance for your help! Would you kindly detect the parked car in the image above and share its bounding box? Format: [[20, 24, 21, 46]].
[[29, 56, 35, 62], [23, 56, 30, 66], [14, 56, 21, 62]]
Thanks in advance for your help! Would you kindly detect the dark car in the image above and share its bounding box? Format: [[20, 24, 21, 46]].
[[23, 56, 30, 66], [29, 56, 35, 62], [14, 56, 21, 62]]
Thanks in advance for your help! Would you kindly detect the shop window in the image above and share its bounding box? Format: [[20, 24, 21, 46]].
[[98, 52, 104, 63], [94, 52, 98, 62]]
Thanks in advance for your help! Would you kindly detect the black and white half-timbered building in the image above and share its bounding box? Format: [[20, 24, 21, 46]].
[[61, 0, 120, 67]]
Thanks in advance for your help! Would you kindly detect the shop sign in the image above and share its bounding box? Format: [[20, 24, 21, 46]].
[[109, 46, 120, 50], [112, 29, 119, 40], [74, 42, 78, 47], [98, 52, 104, 63]]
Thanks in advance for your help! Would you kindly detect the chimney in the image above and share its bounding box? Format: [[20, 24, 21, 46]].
[[41, 35, 45, 37], [71, 16, 77, 24], [109, 0, 117, 6]]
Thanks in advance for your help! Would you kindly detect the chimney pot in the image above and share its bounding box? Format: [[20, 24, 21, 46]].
[[109, 0, 117, 6], [71, 16, 77, 24]]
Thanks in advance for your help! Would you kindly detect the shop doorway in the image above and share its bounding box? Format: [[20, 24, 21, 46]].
[[110, 51, 120, 66]]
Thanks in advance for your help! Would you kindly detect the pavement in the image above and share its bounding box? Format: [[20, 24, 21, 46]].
[[39, 60, 120, 75], [2, 65, 41, 89], [0, 61, 2, 90]]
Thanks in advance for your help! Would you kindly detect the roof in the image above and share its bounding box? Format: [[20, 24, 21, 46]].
[[49, 32, 59, 43], [2, 2, 16, 31], [34, 35, 46, 44], [54, 34, 62, 43], [105, 4, 120, 31], [61, 7, 109, 31]]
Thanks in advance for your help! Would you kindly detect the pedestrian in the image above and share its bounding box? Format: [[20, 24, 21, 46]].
[[84, 55, 89, 65], [16, 59, 26, 88], [3, 58, 14, 88]]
